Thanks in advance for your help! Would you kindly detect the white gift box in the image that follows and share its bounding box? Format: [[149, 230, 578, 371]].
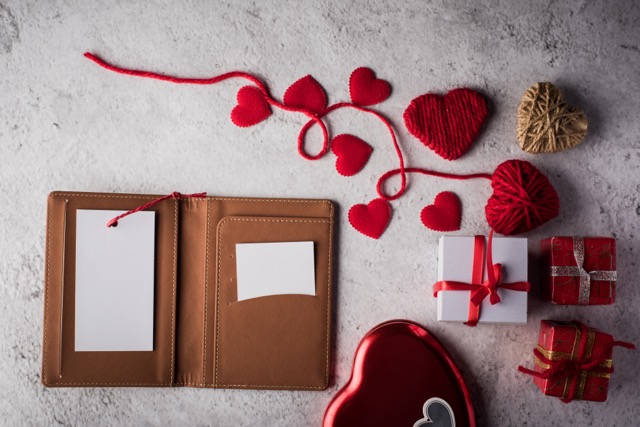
[[436, 235, 528, 324]]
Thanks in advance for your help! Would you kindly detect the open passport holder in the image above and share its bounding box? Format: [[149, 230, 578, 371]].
[[42, 191, 335, 389]]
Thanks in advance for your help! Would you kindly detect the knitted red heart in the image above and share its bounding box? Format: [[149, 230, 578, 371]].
[[231, 86, 271, 127], [348, 198, 391, 239], [349, 67, 391, 106], [420, 191, 462, 232], [283, 75, 327, 115], [331, 134, 373, 176], [404, 88, 488, 160]]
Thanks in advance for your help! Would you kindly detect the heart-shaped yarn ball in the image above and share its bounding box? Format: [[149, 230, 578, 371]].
[[485, 160, 559, 235], [517, 82, 588, 153]]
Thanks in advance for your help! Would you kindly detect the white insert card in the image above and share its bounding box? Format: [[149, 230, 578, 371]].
[[75, 210, 155, 351], [235, 241, 316, 301]]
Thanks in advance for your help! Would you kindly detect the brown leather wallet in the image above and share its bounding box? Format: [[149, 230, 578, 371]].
[[41, 191, 335, 389]]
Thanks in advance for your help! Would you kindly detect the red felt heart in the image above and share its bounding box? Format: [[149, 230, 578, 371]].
[[349, 67, 391, 106], [323, 320, 475, 427], [283, 75, 327, 115], [230, 86, 271, 127], [348, 198, 391, 239], [331, 134, 373, 176], [420, 191, 462, 232], [404, 88, 488, 160]]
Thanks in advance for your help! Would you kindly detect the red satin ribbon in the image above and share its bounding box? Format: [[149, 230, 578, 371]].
[[106, 191, 207, 227], [518, 321, 635, 403], [432, 230, 530, 326]]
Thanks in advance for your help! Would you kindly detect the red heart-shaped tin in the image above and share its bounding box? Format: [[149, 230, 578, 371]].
[[323, 320, 475, 427]]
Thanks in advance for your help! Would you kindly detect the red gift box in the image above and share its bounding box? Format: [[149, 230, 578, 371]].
[[519, 320, 634, 402], [541, 236, 616, 305]]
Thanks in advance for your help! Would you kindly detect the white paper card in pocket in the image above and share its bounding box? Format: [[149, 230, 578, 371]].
[[235, 241, 316, 301], [75, 210, 155, 351]]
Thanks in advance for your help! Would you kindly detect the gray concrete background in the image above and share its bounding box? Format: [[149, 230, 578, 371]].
[[1, 1, 639, 425]]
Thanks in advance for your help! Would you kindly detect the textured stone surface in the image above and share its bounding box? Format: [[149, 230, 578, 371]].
[[1, 0, 639, 425]]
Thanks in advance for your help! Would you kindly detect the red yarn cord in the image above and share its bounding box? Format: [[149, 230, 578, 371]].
[[106, 191, 206, 227], [85, 53, 561, 237], [298, 102, 407, 199], [376, 167, 492, 200], [612, 340, 636, 350], [84, 52, 267, 91], [84, 52, 330, 159]]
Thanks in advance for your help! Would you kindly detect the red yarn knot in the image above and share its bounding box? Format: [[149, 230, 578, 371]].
[[486, 263, 502, 305], [485, 160, 559, 235]]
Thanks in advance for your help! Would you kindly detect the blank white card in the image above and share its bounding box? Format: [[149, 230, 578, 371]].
[[75, 210, 155, 351], [235, 241, 316, 301]]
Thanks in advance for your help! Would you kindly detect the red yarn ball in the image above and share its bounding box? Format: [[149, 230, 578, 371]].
[[485, 160, 559, 235]]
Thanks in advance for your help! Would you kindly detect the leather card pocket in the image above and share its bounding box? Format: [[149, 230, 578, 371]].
[[213, 216, 333, 389]]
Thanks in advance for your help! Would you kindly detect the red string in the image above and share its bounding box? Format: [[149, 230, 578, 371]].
[[85, 53, 406, 198], [376, 167, 492, 200], [84, 53, 267, 90], [84, 53, 559, 236], [84, 52, 330, 158], [106, 191, 206, 227], [298, 102, 407, 199]]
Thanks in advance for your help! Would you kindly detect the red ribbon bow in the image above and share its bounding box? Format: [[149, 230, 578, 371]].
[[432, 230, 530, 326], [518, 321, 635, 403]]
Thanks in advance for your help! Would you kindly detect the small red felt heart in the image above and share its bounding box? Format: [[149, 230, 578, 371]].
[[404, 88, 488, 160], [283, 75, 327, 115], [230, 86, 271, 127], [331, 134, 373, 177], [348, 198, 391, 239], [349, 67, 391, 106], [420, 191, 462, 232]]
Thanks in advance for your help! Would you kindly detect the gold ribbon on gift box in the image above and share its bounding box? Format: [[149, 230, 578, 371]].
[[519, 321, 635, 403], [535, 324, 609, 400], [549, 236, 617, 305]]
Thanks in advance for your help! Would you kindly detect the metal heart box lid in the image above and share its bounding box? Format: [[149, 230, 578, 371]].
[[323, 320, 475, 427]]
